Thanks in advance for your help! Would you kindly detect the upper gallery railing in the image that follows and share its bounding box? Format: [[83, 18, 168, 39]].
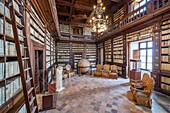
[[99, 0, 170, 38]]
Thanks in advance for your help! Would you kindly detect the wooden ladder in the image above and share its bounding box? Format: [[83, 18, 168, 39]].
[[8, 0, 38, 113]]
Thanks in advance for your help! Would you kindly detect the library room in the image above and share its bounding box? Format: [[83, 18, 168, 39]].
[[0, 0, 170, 113]]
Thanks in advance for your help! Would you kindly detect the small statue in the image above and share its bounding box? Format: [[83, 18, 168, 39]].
[[56, 66, 64, 92]]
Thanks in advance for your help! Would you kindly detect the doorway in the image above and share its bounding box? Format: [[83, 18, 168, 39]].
[[128, 38, 153, 78], [34, 50, 43, 93]]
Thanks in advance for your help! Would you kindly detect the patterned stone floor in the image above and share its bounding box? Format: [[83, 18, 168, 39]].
[[41, 75, 170, 113]]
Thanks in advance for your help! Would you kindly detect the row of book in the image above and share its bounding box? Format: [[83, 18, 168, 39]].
[[126, 27, 153, 42], [161, 84, 170, 91], [114, 44, 123, 47], [105, 58, 111, 62], [57, 56, 70, 59], [30, 35, 44, 45], [0, 62, 4, 79], [105, 48, 111, 52], [117, 66, 122, 75], [161, 48, 170, 54], [0, 40, 24, 56], [114, 55, 123, 59], [162, 29, 170, 35], [0, 86, 4, 106], [161, 63, 170, 70], [161, 76, 170, 84], [162, 34, 170, 40], [59, 24, 70, 33], [0, 39, 3, 55], [0, 2, 10, 19], [30, 18, 45, 36], [162, 19, 170, 25], [161, 41, 170, 47], [162, 23, 170, 29], [6, 77, 22, 101], [113, 59, 123, 63], [58, 59, 70, 62], [5, 22, 14, 37], [113, 50, 123, 55], [61, 35, 69, 39], [161, 56, 169, 62], [114, 48, 123, 51], [6, 61, 20, 78], [30, 27, 44, 42]]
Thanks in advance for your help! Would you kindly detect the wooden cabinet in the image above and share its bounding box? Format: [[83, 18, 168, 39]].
[[129, 59, 141, 80]]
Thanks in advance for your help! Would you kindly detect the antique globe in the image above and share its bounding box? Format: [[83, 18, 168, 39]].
[[77, 59, 91, 74]]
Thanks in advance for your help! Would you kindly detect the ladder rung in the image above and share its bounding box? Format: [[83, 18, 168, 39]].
[[26, 77, 32, 84], [31, 106, 37, 113], [24, 47, 28, 49], [24, 68, 31, 72], [28, 87, 34, 95], [22, 57, 29, 60], [29, 96, 35, 105]]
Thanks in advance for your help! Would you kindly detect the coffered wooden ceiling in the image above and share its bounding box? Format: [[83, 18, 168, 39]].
[[56, 0, 123, 27]]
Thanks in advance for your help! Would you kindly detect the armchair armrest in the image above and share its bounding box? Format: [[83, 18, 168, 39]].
[[135, 89, 151, 94], [130, 79, 142, 83]]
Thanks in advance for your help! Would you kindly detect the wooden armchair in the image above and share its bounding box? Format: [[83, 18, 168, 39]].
[[134, 77, 155, 108], [130, 73, 149, 92], [109, 65, 118, 79], [102, 64, 110, 78], [65, 64, 75, 78], [93, 64, 102, 77]]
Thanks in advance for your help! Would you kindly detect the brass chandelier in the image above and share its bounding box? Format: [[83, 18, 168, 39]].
[[90, 0, 108, 33]]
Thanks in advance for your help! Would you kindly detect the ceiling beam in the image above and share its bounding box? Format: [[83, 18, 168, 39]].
[[59, 20, 92, 27], [74, 4, 93, 11], [58, 12, 70, 16], [111, 0, 121, 3], [56, 0, 93, 11], [58, 11, 90, 19]]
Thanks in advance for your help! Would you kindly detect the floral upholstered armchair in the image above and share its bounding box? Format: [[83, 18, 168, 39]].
[[102, 64, 110, 78], [109, 65, 118, 79], [130, 73, 149, 92], [93, 64, 102, 77], [133, 77, 155, 108]]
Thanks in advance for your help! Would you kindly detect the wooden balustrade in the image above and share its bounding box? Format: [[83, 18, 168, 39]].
[[109, 0, 170, 32], [153, 0, 170, 10]]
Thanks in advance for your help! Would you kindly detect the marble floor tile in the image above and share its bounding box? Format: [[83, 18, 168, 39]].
[[40, 75, 170, 113]]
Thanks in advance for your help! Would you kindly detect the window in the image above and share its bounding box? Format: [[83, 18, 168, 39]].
[[128, 0, 150, 14], [139, 41, 153, 71]]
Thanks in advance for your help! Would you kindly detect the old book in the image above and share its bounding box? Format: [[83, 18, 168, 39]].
[[0, 2, 4, 15], [0, 39, 4, 55], [0, 18, 3, 34], [5, 6, 10, 19], [0, 86, 5, 106], [0, 62, 4, 79]]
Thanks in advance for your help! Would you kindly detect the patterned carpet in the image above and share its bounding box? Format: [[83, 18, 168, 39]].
[[41, 75, 170, 113]]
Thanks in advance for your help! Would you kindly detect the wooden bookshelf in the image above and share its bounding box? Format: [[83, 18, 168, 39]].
[[104, 39, 112, 62], [114, 6, 126, 23], [86, 44, 96, 68], [57, 42, 70, 67], [159, 18, 170, 95], [0, 0, 24, 108], [113, 36, 123, 64], [126, 27, 153, 42], [161, 18, 170, 72]]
